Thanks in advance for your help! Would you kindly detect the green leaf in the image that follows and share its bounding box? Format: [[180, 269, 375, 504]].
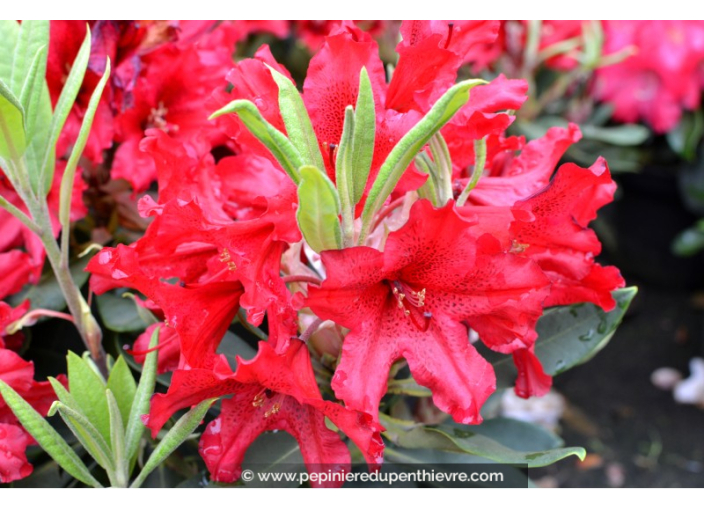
[[381, 415, 584, 468], [296, 164, 342, 253], [10, 21, 49, 97], [12, 21, 52, 196], [673, 223, 704, 257], [0, 78, 27, 162], [40, 28, 91, 196], [125, 326, 160, 462], [467, 417, 563, 452], [492, 287, 638, 389], [67, 351, 110, 444], [217, 330, 257, 369], [0, 21, 20, 83], [236, 431, 304, 488], [106, 389, 128, 487], [210, 99, 303, 184], [8, 256, 90, 311], [0, 379, 102, 487], [107, 356, 137, 429], [580, 124, 650, 146], [360, 79, 484, 241], [50, 402, 115, 474], [96, 291, 150, 333], [335, 106, 356, 245], [59, 58, 110, 244], [48, 376, 80, 410], [268, 65, 325, 171], [130, 398, 216, 488], [350, 67, 375, 205], [387, 377, 432, 397], [18, 43, 48, 138]]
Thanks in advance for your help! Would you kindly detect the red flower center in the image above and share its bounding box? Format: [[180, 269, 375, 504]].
[[389, 280, 432, 332]]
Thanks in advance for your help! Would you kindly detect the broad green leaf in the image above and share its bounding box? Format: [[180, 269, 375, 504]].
[[106, 390, 128, 487], [59, 58, 110, 243], [96, 291, 149, 333], [268, 65, 325, 171], [10, 21, 49, 97], [360, 79, 484, 240], [125, 327, 160, 462], [0, 21, 20, 83], [107, 356, 137, 429], [12, 21, 52, 196], [210, 99, 303, 184], [350, 67, 375, 205], [67, 351, 110, 444], [49, 402, 115, 474], [381, 415, 584, 468], [8, 256, 90, 311], [130, 398, 216, 488], [296, 164, 342, 253], [491, 287, 638, 389], [467, 417, 563, 452], [0, 78, 27, 162], [0, 379, 102, 488], [40, 28, 91, 196]]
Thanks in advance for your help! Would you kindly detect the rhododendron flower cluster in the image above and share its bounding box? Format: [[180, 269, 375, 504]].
[[80, 20, 625, 486]]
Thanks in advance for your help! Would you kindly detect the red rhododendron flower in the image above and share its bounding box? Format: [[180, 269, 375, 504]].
[[307, 200, 550, 423], [145, 341, 384, 487], [593, 21, 704, 133]]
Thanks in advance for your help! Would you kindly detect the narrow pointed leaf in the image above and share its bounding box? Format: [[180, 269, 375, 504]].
[[59, 58, 110, 247], [19, 43, 48, 137], [52, 402, 116, 474], [125, 326, 160, 462], [0, 79, 27, 161], [107, 356, 137, 429], [67, 351, 110, 444], [0, 380, 102, 488], [48, 376, 80, 409], [335, 106, 356, 245], [107, 390, 128, 487], [130, 398, 216, 488], [268, 65, 325, 170], [360, 79, 484, 240], [351, 67, 376, 205], [491, 287, 638, 389], [40, 27, 92, 196], [296, 164, 342, 253], [210, 99, 303, 184]]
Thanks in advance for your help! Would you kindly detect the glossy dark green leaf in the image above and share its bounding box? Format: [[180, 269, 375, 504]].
[[673, 222, 704, 257], [96, 292, 150, 333], [381, 415, 584, 468], [492, 287, 637, 389], [296, 164, 342, 253], [8, 257, 90, 311]]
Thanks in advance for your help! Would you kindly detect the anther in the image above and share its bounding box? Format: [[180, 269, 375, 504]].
[[444, 22, 455, 50], [264, 403, 281, 417]]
